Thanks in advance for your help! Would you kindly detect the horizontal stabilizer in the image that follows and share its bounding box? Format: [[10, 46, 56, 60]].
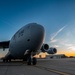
[[0, 40, 10, 49]]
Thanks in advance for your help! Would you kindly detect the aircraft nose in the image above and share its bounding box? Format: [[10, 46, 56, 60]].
[[30, 23, 45, 37], [27, 23, 45, 37], [27, 23, 45, 50]]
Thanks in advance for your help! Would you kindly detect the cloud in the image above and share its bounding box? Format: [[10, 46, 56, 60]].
[[50, 25, 67, 41], [67, 46, 75, 51], [50, 39, 57, 43], [63, 43, 75, 51], [0, 19, 17, 29], [65, 44, 73, 47], [53, 45, 59, 48]]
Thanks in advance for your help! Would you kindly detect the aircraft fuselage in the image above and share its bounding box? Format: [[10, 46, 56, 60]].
[[9, 23, 45, 59]]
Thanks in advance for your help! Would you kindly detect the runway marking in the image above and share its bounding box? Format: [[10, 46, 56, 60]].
[[34, 66, 71, 75]]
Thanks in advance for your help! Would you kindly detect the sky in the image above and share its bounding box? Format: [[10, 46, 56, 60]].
[[0, 0, 75, 57]]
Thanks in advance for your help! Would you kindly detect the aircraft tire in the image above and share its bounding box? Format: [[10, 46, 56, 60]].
[[32, 57, 37, 65], [23, 58, 27, 61], [9, 59, 11, 62], [3, 59, 5, 62], [27, 57, 31, 65], [6, 59, 8, 62]]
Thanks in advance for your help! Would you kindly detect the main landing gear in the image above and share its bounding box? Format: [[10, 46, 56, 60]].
[[3, 59, 11, 62]]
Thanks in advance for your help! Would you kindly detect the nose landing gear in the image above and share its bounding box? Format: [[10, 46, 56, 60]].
[[27, 56, 37, 65], [32, 57, 37, 65]]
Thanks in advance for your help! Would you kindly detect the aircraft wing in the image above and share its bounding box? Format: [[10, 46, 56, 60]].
[[0, 40, 10, 49]]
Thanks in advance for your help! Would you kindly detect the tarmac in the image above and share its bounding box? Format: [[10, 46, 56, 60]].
[[0, 58, 75, 75]]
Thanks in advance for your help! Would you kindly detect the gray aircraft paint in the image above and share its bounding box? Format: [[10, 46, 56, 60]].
[[9, 23, 45, 58]]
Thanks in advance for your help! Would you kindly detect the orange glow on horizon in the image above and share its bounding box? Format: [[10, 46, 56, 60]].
[[35, 50, 75, 58], [0, 50, 75, 58], [57, 49, 75, 57]]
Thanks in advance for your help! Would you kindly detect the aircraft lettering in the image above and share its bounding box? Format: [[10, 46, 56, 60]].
[[18, 30, 24, 37]]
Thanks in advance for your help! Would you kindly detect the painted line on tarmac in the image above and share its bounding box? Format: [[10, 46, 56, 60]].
[[34, 66, 72, 75]]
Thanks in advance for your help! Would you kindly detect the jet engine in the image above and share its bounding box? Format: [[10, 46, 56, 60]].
[[41, 44, 49, 52], [47, 48, 57, 54]]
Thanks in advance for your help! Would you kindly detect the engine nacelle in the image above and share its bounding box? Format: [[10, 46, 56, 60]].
[[41, 44, 49, 52], [47, 48, 57, 54]]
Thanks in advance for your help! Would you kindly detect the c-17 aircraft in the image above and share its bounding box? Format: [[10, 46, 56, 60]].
[[0, 23, 57, 65]]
